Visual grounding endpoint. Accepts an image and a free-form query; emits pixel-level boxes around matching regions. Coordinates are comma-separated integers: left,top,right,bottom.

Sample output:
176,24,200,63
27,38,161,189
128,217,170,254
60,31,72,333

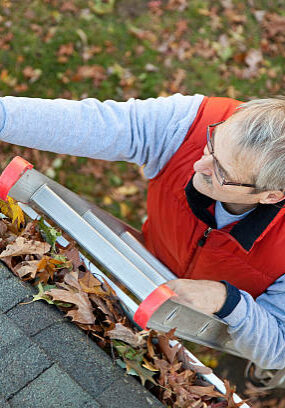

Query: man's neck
222,202,257,215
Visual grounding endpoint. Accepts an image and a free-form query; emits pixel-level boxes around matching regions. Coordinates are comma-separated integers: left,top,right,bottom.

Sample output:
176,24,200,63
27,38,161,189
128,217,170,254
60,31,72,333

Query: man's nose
193,154,213,176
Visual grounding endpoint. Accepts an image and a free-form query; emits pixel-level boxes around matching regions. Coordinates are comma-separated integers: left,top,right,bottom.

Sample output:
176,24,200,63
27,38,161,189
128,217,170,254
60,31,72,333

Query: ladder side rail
27,184,159,301
11,169,175,281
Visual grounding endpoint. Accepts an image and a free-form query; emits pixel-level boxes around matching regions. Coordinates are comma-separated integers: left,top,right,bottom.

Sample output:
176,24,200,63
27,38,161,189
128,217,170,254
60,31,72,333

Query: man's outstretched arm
0,94,203,179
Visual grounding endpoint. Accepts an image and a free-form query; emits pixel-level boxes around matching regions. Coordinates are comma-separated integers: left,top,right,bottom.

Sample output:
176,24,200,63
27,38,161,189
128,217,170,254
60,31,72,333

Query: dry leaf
0,237,50,257
79,271,103,294
46,288,95,324
188,385,223,398
108,323,146,348
0,197,25,230
158,335,180,364
14,260,40,278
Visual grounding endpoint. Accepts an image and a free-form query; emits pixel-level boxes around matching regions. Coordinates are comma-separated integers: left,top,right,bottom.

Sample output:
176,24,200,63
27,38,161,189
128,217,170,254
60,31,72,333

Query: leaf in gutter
188,385,223,398
46,287,95,324
125,358,158,386
158,332,180,364
14,260,39,278
32,282,56,304
0,197,25,230
108,323,146,348
223,380,245,407
38,217,61,252
0,236,50,257
36,256,65,284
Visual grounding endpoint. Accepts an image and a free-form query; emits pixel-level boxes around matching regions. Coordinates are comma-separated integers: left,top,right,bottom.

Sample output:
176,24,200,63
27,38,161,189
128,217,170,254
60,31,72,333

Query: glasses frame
207,121,257,188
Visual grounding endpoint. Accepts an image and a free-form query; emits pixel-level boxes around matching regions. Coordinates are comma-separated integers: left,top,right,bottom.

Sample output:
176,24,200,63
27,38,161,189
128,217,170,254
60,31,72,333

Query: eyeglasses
207,121,256,188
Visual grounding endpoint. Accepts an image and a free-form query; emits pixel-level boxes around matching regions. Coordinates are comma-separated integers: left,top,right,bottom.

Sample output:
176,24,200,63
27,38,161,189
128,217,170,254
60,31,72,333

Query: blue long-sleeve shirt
0,94,284,369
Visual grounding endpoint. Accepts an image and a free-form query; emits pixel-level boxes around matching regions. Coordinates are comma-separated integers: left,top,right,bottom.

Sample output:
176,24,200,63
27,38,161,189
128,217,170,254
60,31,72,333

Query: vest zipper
185,227,212,278
198,227,212,247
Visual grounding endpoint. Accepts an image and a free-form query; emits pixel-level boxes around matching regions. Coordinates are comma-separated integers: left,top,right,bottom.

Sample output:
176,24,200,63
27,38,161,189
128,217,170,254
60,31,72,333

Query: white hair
230,98,285,191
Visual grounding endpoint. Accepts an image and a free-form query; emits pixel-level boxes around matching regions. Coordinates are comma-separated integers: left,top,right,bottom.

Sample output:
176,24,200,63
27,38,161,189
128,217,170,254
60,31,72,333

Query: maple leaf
0,236,50,257
46,287,95,324
64,270,82,290
0,197,25,230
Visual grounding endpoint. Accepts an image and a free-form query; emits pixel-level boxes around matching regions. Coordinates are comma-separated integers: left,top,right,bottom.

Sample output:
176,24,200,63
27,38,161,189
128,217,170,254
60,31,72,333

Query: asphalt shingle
6,298,64,336
96,377,164,408
33,321,125,397
0,274,35,313
0,262,163,407
0,313,52,399
9,364,101,408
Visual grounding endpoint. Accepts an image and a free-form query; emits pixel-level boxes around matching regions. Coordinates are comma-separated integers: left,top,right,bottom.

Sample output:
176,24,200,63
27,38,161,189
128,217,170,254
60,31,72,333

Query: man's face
192,119,263,206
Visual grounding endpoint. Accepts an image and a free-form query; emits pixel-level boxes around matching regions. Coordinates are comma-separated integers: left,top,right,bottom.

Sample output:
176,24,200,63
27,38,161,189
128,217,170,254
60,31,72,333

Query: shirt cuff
214,280,241,319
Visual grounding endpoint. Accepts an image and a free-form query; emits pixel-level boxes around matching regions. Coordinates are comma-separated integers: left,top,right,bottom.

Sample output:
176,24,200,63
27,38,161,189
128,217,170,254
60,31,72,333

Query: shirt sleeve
222,275,285,369
0,94,204,179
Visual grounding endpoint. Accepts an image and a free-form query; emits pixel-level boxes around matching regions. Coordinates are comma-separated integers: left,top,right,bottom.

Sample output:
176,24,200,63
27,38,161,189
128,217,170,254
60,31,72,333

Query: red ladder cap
0,156,33,201
134,284,177,329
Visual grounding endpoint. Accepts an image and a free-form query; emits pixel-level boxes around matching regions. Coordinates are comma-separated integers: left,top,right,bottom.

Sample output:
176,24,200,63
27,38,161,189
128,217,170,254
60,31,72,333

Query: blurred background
0,0,284,405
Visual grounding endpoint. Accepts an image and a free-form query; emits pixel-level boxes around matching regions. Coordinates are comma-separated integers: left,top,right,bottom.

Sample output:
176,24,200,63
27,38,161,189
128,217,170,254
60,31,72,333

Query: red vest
142,97,285,298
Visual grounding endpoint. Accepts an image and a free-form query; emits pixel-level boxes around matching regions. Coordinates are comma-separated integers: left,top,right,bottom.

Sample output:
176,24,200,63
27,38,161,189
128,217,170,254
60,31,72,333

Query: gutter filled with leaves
0,196,247,408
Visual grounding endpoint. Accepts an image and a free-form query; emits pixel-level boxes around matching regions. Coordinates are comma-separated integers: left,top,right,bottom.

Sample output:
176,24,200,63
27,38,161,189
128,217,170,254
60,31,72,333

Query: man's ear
259,190,285,205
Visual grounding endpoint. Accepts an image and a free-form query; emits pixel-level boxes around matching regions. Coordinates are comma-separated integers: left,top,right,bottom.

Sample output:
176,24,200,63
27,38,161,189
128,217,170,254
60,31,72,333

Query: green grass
0,0,284,227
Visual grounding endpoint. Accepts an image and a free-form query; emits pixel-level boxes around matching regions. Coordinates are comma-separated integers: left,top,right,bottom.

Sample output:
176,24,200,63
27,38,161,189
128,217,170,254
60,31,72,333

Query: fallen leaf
108,323,146,347
0,197,25,230
22,66,42,83
57,43,74,56
0,237,50,257
188,385,223,398
14,260,39,278
33,282,56,304
46,287,95,324
125,358,158,386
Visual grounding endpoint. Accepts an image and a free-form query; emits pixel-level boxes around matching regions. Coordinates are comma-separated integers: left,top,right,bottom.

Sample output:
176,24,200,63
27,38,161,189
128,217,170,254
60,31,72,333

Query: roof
0,262,163,408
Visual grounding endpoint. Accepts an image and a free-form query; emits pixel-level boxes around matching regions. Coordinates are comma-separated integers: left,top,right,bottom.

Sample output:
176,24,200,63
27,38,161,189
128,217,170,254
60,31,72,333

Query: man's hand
166,279,227,315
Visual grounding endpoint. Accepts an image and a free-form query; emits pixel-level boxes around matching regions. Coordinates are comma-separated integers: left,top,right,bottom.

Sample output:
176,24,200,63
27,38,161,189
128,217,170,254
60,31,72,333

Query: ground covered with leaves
0,0,284,406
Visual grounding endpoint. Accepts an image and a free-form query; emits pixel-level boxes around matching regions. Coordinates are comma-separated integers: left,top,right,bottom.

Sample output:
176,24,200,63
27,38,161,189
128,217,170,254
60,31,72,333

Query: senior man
0,93,284,371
